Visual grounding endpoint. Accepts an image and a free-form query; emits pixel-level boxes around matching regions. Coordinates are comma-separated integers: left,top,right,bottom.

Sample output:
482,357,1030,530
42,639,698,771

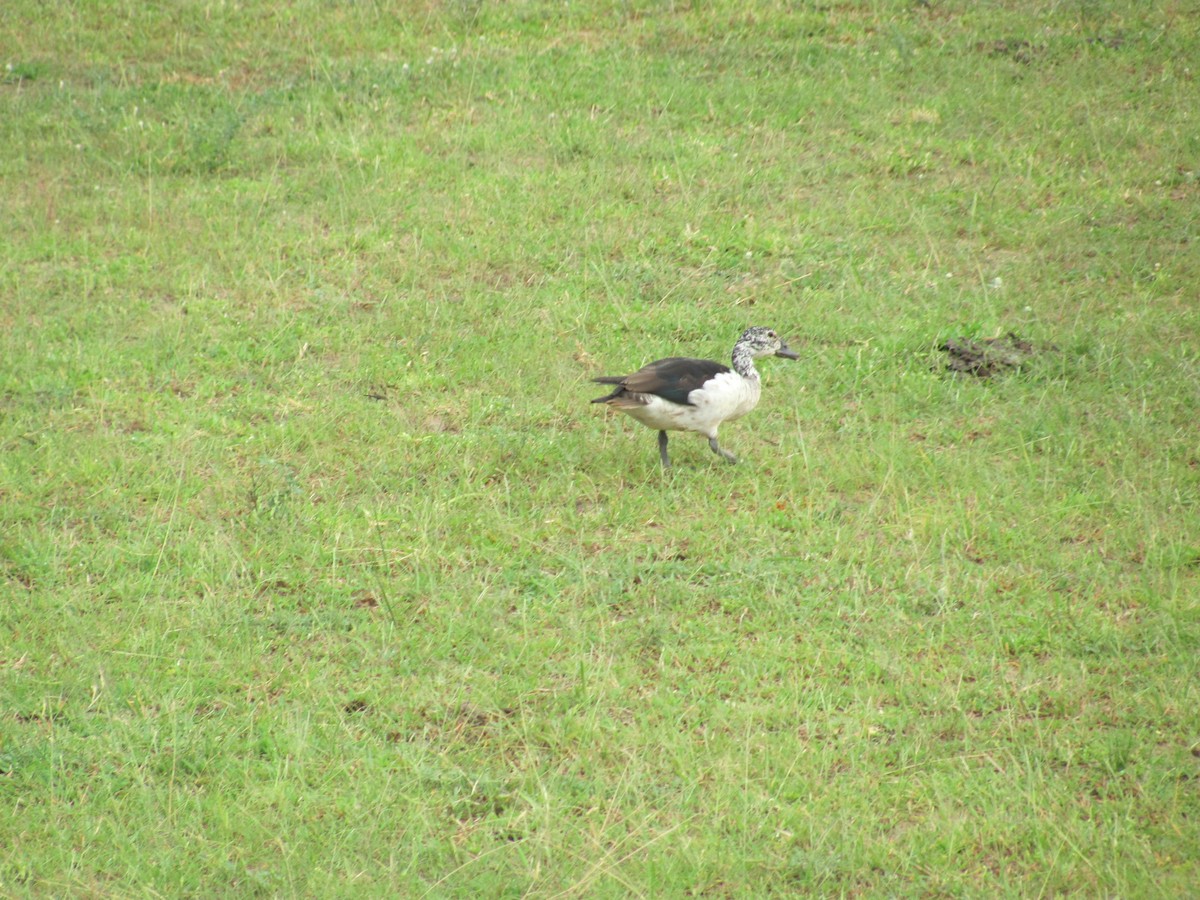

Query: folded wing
592,357,730,407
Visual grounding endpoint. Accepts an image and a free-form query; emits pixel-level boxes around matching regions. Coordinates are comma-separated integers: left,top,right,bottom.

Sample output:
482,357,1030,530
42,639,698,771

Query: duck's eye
767,330,776,338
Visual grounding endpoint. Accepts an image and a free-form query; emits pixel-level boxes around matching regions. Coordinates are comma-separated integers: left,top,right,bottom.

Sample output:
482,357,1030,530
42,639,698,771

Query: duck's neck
731,344,760,380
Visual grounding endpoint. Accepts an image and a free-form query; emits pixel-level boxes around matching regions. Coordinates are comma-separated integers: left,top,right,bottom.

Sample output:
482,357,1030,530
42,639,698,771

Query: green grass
3,0,1199,895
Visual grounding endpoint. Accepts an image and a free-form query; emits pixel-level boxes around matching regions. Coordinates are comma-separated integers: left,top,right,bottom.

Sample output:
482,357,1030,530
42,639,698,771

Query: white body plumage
616,370,762,440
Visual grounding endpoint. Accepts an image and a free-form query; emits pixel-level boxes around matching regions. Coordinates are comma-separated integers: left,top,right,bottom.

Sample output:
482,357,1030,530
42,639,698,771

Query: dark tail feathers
590,376,626,404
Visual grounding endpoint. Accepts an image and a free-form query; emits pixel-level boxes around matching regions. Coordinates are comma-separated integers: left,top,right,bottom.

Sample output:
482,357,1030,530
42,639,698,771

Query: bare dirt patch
939,333,1056,377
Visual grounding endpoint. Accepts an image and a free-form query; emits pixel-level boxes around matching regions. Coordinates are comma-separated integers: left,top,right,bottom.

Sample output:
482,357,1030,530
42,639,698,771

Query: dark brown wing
592,357,729,407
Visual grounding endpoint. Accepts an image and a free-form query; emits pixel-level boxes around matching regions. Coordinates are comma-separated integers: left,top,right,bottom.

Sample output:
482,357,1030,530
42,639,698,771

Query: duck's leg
658,430,671,468
708,436,737,464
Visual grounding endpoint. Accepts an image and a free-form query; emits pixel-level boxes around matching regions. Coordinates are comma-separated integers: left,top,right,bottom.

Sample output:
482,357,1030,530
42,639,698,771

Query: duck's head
739,326,799,360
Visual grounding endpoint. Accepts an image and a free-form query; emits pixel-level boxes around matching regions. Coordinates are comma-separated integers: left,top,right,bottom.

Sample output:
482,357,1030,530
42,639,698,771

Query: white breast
695,371,761,422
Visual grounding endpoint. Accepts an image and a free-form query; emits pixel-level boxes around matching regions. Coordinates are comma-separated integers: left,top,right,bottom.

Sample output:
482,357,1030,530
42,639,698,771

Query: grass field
3,0,1199,895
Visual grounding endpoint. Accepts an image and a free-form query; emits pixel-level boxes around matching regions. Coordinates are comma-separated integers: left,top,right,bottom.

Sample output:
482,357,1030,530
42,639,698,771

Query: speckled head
738,326,798,360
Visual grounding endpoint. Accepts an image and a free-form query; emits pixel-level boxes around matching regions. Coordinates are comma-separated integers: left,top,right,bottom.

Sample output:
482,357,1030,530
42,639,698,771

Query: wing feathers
592,357,729,407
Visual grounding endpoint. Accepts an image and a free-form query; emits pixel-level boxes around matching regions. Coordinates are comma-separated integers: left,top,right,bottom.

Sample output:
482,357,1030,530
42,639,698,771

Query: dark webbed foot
708,436,737,464
658,430,671,468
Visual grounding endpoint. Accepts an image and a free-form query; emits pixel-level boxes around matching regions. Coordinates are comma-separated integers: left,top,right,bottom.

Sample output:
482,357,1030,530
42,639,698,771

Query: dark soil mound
939,333,1054,377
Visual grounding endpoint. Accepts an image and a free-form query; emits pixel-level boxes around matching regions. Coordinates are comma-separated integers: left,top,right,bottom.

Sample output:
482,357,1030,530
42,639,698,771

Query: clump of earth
939,333,1054,377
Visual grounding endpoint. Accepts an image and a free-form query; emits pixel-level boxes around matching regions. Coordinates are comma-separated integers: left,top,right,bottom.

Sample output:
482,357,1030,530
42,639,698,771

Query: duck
590,326,798,468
